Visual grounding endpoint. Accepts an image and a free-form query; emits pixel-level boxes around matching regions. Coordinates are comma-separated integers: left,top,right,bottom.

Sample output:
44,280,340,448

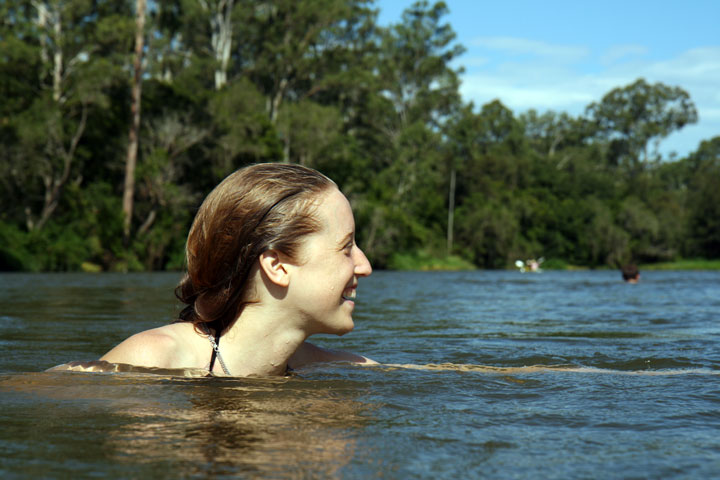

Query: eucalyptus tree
123,0,147,242
139,0,239,94
143,0,188,84
519,109,591,160
0,0,134,233
199,0,235,90
131,111,209,269
232,0,377,169
580,79,699,264
207,77,281,176
443,103,477,255
586,78,698,169
450,100,537,268
236,0,372,120
360,0,464,264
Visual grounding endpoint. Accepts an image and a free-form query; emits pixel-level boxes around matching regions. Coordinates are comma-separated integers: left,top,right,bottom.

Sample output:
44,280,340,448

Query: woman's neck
216,305,308,376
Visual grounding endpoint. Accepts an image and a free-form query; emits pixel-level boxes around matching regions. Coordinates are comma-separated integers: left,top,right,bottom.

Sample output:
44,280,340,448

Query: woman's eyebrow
338,231,354,246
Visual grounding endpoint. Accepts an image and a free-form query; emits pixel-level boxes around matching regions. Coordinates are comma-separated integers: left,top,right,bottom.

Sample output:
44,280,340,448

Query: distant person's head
175,163,371,334
621,264,640,283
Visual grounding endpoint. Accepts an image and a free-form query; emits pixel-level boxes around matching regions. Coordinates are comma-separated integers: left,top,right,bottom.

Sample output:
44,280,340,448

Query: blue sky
376,0,720,158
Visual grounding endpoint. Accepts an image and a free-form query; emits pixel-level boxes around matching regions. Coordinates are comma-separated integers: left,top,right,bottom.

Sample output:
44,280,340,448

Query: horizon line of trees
1,0,719,272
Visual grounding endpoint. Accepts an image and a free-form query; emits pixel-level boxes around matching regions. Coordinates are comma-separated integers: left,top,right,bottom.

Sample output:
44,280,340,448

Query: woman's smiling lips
342,285,357,302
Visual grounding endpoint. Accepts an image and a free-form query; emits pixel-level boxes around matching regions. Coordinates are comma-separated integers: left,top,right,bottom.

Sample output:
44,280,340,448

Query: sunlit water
1,270,719,478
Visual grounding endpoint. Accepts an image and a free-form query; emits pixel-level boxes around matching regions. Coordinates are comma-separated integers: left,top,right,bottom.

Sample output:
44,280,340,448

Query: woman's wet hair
175,163,336,334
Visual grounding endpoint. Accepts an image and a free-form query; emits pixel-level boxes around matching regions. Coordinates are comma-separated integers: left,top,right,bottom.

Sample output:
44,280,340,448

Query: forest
1,0,719,272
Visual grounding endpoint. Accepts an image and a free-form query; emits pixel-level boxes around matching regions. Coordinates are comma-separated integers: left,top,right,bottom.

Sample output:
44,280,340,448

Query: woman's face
287,188,372,335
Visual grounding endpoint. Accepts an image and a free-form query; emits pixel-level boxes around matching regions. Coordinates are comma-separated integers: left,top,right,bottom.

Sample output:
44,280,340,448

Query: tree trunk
123,0,146,243
446,166,456,255
28,1,85,232
268,28,292,124
270,76,288,125
34,2,49,71
52,5,62,102
35,105,88,231
216,0,234,90
199,0,234,90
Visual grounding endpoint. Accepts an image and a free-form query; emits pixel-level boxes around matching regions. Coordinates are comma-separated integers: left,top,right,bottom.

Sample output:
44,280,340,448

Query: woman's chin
330,318,355,336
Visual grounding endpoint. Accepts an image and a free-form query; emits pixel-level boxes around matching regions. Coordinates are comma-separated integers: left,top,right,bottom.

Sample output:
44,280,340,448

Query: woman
101,163,375,376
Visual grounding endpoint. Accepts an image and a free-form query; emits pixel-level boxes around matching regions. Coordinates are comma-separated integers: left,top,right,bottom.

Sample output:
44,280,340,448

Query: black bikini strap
208,330,221,372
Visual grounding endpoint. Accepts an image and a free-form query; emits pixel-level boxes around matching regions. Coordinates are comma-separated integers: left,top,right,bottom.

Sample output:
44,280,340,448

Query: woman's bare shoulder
289,341,378,368
100,323,197,369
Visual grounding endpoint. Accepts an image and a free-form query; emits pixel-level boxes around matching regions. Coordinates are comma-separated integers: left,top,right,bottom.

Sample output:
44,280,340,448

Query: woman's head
176,163,336,332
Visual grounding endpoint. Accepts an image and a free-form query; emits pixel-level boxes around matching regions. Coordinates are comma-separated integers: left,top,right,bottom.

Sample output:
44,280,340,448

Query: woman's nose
353,246,372,277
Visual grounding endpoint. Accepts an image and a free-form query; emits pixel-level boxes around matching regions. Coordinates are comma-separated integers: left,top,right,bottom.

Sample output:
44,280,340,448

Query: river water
1,270,719,478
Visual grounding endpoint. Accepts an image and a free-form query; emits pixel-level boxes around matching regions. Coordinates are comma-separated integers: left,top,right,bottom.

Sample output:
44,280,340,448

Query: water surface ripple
1,270,719,478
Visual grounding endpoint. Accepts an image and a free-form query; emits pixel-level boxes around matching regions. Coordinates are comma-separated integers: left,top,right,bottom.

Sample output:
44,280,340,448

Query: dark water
1,270,719,479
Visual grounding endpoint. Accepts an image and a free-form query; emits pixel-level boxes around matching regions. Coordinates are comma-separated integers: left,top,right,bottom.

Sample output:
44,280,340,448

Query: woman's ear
258,250,290,287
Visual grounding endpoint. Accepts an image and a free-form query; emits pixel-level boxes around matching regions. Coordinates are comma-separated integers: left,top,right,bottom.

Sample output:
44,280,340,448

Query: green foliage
0,222,37,271
685,137,720,258
0,1,717,272
0,219,98,272
640,259,720,270
387,250,475,271
540,258,570,270
208,79,281,164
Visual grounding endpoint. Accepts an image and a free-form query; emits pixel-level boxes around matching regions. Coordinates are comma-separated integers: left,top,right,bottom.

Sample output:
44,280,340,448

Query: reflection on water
106,380,363,478
1,370,371,478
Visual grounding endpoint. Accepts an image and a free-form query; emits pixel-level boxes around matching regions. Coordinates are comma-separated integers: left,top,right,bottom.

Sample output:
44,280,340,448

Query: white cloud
459,56,490,68
699,108,720,121
469,36,589,63
642,47,720,83
460,73,597,112
455,41,720,156
600,44,648,65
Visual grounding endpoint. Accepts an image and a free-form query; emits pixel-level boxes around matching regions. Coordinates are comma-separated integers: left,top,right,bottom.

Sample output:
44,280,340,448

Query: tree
199,0,235,90
375,0,463,133
586,78,698,167
241,0,374,123
455,192,521,268
462,100,528,195
0,0,132,232
357,1,463,264
277,100,343,167
122,0,146,242
143,0,188,83
686,137,720,258
132,111,208,269
519,109,589,159
444,103,480,255
207,77,282,175
2,1,718,272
